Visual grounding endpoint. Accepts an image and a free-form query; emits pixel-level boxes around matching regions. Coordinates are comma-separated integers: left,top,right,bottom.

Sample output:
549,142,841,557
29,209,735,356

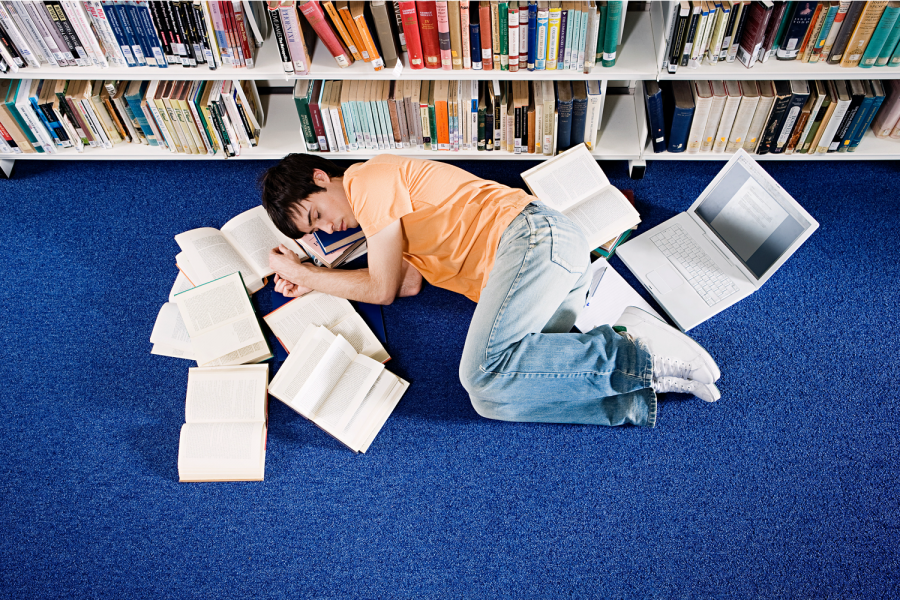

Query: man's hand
273,274,312,298
269,244,306,282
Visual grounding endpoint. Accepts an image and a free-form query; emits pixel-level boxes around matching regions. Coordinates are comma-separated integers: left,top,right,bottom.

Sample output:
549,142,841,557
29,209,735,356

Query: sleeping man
261,153,721,428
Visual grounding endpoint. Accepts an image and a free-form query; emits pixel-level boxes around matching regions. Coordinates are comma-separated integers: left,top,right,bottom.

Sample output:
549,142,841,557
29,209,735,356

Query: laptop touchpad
646,266,684,294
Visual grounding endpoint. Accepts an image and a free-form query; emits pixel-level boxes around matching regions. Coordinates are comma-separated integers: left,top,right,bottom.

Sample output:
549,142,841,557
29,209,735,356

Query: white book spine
23,1,66,65
727,96,760,153
714,95,742,152
687,88,713,154
583,86,603,150
329,104,348,152
0,3,39,68
62,0,107,67
5,1,53,66
817,100,851,154
84,1,127,66
700,93,725,152
743,94,776,152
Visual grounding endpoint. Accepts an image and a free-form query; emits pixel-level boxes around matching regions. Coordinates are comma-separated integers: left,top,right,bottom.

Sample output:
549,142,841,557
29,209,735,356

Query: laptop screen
694,161,814,280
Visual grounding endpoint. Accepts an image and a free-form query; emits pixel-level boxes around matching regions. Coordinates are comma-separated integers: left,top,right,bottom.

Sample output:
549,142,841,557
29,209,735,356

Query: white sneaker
653,377,721,403
614,306,721,384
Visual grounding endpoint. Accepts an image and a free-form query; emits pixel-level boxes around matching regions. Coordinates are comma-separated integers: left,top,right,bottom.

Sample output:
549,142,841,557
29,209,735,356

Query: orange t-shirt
343,155,533,302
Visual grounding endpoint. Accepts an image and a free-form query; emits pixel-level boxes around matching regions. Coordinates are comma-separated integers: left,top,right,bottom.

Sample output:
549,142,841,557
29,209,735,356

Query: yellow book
840,1,889,67
349,1,384,70
324,0,364,61
547,0,562,69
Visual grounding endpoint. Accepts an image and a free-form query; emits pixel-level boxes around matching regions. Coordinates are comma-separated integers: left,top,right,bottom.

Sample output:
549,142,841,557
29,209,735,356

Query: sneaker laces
652,354,694,381
651,377,698,395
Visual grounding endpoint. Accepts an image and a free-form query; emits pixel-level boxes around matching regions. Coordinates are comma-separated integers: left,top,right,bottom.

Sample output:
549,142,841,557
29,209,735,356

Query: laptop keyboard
650,225,739,306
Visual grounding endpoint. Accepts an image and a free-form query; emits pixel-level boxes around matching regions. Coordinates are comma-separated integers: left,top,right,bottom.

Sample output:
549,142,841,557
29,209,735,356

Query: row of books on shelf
0,1,267,73
0,78,262,155
300,0,630,73
293,77,603,155
663,0,900,72
645,78,900,156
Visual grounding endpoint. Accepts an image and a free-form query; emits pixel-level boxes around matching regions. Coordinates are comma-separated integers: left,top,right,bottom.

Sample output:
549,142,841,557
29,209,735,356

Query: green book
771,1,797,58
861,2,900,68
499,1,509,69
891,29,900,65
596,2,607,62
875,16,900,65
602,0,622,67
292,80,319,151
798,88,831,154
428,79,437,151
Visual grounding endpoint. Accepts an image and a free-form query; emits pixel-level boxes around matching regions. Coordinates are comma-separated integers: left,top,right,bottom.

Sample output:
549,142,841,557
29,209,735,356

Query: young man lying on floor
260,154,721,428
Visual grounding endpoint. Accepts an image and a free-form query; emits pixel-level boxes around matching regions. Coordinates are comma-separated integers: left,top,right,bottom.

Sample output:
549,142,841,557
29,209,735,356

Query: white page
329,313,389,363
575,258,663,333
151,343,195,360
563,187,641,249
175,273,268,366
174,227,264,294
342,371,409,453
185,365,268,423
178,421,265,481
292,334,356,415
520,144,610,212
221,205,304,278
312,354,383,436
176,252,198,286
263,292,356,352
150,302,193,353
168,271,194,302
268,325,341,415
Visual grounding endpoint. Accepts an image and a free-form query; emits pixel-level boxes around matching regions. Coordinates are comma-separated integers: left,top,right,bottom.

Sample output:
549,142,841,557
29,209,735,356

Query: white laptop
616,149,819,331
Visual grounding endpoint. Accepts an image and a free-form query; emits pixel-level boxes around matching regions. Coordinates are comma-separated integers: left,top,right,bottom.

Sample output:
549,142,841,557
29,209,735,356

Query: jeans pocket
544,214,587,275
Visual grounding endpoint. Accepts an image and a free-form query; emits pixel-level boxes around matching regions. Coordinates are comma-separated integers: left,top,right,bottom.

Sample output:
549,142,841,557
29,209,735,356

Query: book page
175,273,269,366
176,252,198,286
151,344,195,360
150,302,193,354
174,227,264,294
178,421,265,481
168,271,194,302
330,312,390,363
312,354,384,436
185,365,268,424
221,205,304,278
520,144,610,212
291,333,357,415
263,292,356,352
342,371,409,453
565,186,642,249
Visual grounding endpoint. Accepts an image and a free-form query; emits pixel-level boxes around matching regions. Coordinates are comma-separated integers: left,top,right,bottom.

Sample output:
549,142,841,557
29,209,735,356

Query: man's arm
269,220,412,305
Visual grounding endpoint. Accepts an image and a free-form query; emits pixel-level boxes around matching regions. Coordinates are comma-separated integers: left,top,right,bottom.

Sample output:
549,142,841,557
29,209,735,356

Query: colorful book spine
508,2,519,71
546,1,560,69
535,1,548,69
603,0,623,67
527,0,536,70
398,1,425,68
436,0,453,69
874,15,900,65
479,1,493,69
418,0,442,68
297,0,353,68
860,2,900,67
460,0,471,67
499,1,509,69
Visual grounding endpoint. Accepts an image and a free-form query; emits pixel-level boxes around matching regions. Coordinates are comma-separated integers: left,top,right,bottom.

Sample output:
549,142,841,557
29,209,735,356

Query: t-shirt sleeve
345,162,414,238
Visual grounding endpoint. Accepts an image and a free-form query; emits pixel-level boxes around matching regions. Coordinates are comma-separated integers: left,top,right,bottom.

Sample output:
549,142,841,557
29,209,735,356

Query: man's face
291,170,359,236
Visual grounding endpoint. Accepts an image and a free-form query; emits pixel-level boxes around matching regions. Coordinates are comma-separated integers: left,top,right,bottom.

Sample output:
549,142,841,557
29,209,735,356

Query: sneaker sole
620,307,722,382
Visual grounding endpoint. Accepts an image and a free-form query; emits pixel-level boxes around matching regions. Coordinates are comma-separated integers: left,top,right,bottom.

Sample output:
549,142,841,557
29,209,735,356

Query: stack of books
0,1,267,73
662,0,900,72
645,78,900,155
0,78,263,156
298,226,368,268
297,0,631,73
293,77,604,155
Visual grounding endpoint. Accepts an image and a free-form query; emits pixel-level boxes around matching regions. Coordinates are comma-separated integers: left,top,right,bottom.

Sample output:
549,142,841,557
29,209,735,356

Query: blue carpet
0,157,897,599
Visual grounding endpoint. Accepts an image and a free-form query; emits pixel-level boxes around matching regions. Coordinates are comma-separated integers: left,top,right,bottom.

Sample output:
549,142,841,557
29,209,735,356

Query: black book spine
43,1,81,64
718,2,740,59
183,1,206,64
827,0,865,64
49,1,88,63
149,1,175,63
191,2,215,70
668,12,688,71
830,93,864,152
171,1,194,66
729,1,753,60
38,101,70,144
757,86,792,155
175,1,200,66
267,5,292,71
161,0,183,64
772,90,810,154
681,7,700,67
0,23,25,67
392,0,406,51
166,1,187,65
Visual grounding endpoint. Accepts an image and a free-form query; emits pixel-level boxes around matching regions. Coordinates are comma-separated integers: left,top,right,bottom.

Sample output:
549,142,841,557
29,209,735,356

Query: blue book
643,80,667,153
776,1,818,60
108,1,146,66
100,1,137,66
861,3,900,67
470,20,483,69
663,81,694,153
535,2,548,69
133,0,167,68
314,227,366,254
849,80,886,151
838,80,874,152
124,1,156,66
123,81,159,146
555,80,573,152
571,81,588,148
875,18,900,66
527,1,537,70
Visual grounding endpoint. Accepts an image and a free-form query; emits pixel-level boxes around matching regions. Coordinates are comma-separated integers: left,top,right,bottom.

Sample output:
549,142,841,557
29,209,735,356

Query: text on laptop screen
694,162,812,280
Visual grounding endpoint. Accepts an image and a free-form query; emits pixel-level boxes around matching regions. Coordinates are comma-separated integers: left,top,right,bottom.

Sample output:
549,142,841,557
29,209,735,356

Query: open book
174,272,272,367
150,301,195,360
520,143,641,250
268,325,408,453
178,364,268,482
175,205,305,294
264,291,389,363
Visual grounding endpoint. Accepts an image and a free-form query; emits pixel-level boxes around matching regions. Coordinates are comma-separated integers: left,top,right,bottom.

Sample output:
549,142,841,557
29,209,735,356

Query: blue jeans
459,202,657,427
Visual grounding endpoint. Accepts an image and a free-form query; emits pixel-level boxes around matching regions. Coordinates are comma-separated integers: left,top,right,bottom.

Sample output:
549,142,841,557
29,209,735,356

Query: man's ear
312,168,330,187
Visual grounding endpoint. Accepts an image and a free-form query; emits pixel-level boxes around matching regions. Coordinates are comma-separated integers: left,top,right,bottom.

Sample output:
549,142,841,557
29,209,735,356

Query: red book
398,1,425,69
308,80,329,151
416,0,442,69
478,1,493,70
297,0,353,67
232,1,255,68
219,1,242,66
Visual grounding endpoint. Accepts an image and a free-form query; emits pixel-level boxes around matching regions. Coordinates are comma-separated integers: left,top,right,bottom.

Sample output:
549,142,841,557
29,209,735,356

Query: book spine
827,0,866,64
324,1,359,60
849,94,885,150
448,0,462,68
603,0,622,67
499,0,509,69
773,91,810,153
392,0,406,50
469,3,482,68
460,0,471,67
298,0,352,68
398,1,424,67
267,2,293,73
280,3,310,73
231,0,254,68
546,1,560,69
527,1,536,70
491,0,500,67
478,1,493,69
507,2,519,71
308,83,328,151
560,5,570,69
436,0,452,68
351,7,384,70
875,14,900,65
860,4,900,67
418,0,442,68
535,1,547,69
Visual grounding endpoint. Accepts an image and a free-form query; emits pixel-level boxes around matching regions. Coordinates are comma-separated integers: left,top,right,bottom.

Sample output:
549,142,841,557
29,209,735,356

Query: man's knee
459,364,501,419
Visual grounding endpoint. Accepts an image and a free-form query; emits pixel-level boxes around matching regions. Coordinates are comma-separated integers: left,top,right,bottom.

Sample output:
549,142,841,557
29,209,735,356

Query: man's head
259,154,359,239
